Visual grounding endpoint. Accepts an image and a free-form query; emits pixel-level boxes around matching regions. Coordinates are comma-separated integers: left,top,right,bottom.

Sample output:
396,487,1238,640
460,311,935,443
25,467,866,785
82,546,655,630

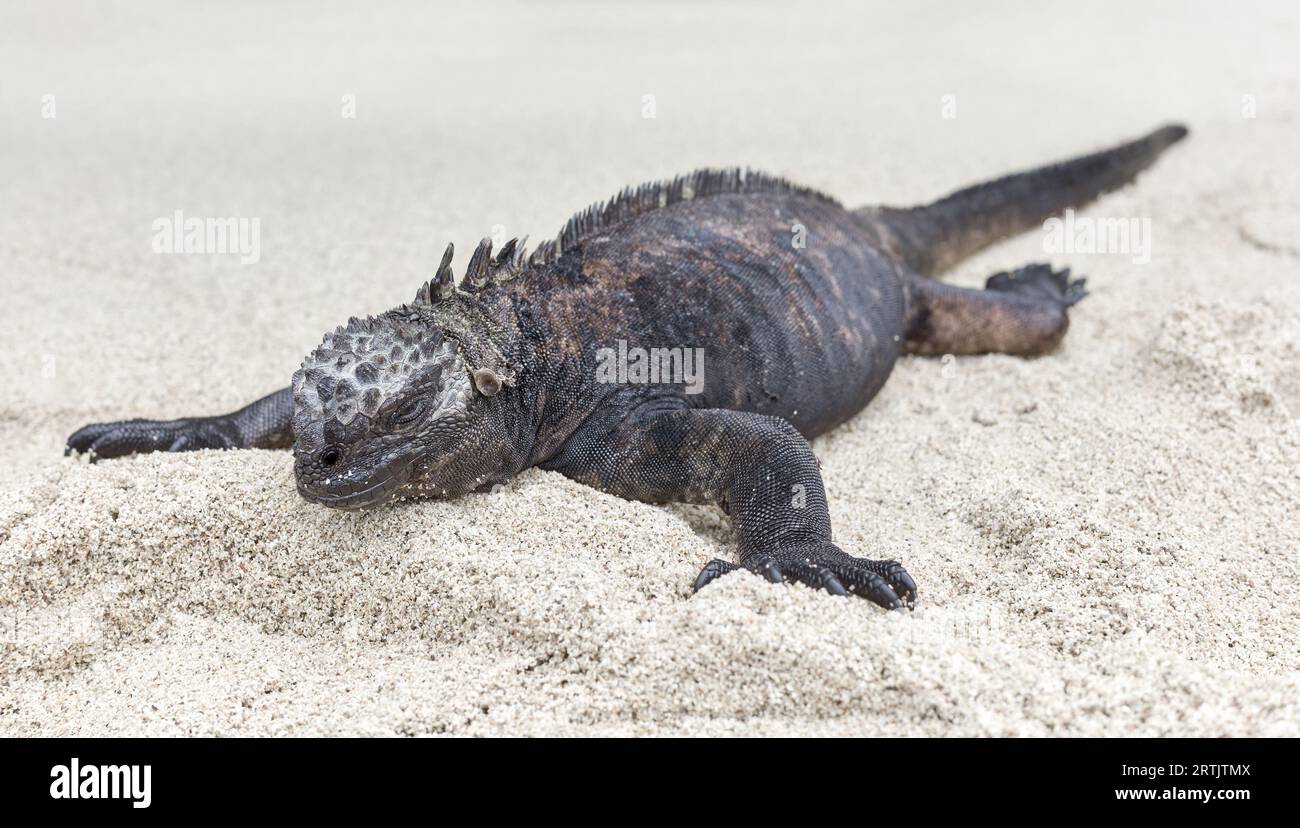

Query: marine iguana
66,124,1188,609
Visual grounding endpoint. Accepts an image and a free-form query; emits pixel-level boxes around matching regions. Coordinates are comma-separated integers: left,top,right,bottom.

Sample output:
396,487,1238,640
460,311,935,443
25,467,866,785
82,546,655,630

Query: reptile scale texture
67,124,1189,608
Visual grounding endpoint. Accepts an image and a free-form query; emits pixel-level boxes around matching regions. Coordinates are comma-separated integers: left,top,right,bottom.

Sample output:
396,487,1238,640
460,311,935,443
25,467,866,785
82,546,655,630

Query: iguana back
487,181,907,438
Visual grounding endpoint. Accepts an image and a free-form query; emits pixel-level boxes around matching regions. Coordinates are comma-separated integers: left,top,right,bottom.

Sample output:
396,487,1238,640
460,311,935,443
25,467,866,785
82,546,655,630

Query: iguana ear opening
472,368,504,397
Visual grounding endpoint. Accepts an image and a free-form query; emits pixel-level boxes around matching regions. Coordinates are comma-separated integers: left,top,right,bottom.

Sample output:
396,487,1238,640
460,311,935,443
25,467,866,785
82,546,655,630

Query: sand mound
1150,299,1299,420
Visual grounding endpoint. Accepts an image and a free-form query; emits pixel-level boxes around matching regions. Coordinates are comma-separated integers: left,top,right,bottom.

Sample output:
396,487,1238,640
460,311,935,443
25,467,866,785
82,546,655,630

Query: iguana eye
383,398,428,431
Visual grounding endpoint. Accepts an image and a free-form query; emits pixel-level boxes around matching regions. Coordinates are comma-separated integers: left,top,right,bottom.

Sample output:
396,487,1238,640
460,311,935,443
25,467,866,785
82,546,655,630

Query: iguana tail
858,124,1188,276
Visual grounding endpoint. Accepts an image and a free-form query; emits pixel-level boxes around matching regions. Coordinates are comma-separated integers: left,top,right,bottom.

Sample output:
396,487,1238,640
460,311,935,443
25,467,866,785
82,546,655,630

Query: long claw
744,555,784,583
862,578,903,610
782,560,848,597
887,564,917,609
860,559,917,609
66,422,114,455
693,558,739,592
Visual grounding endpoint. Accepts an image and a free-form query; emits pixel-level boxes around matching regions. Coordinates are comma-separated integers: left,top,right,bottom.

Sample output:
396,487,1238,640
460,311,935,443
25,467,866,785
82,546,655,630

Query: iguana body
68,125,1188,608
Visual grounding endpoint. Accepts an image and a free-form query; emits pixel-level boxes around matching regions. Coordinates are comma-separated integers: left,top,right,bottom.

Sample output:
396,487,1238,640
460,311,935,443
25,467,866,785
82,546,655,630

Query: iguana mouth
296,451,438,510
298,475,394,510
312,480,394,509
297,463,411,509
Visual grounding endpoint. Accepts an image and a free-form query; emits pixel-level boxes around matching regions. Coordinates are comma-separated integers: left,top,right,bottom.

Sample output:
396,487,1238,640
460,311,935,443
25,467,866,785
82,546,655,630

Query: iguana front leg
66,387,293,461
545,407,916,609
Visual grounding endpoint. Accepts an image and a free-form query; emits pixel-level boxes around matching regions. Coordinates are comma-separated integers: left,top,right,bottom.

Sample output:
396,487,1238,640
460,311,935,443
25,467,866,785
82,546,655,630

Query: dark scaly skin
68,389,294,458
516,191,914,606
67,125,1188,609
858,124,1189,277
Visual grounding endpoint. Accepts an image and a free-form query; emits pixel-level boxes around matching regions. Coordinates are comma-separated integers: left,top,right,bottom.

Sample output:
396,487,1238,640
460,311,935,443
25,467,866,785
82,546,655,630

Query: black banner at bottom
0,737,1282,815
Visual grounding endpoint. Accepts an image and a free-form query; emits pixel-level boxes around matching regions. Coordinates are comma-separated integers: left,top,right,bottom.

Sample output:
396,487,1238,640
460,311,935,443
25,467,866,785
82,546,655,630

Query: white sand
1,0,1297,736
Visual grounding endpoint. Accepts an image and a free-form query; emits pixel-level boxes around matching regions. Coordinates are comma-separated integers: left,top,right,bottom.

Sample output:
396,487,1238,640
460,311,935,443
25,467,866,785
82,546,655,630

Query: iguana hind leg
544,405,916,609
903,263,1087,357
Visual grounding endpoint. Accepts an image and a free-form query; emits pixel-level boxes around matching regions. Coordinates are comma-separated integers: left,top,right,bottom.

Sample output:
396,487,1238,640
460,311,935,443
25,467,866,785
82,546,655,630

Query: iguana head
290,241,522,510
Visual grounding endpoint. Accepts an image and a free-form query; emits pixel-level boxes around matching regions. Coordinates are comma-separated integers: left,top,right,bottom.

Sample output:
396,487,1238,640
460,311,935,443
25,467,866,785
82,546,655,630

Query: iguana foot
66,417,240,461
694,543,916,610
985,263,1087,307
905,262,1087,357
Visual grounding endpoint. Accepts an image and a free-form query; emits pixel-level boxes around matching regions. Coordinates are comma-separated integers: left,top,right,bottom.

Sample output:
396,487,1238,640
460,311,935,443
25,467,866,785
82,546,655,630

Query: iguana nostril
320,447,341,467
